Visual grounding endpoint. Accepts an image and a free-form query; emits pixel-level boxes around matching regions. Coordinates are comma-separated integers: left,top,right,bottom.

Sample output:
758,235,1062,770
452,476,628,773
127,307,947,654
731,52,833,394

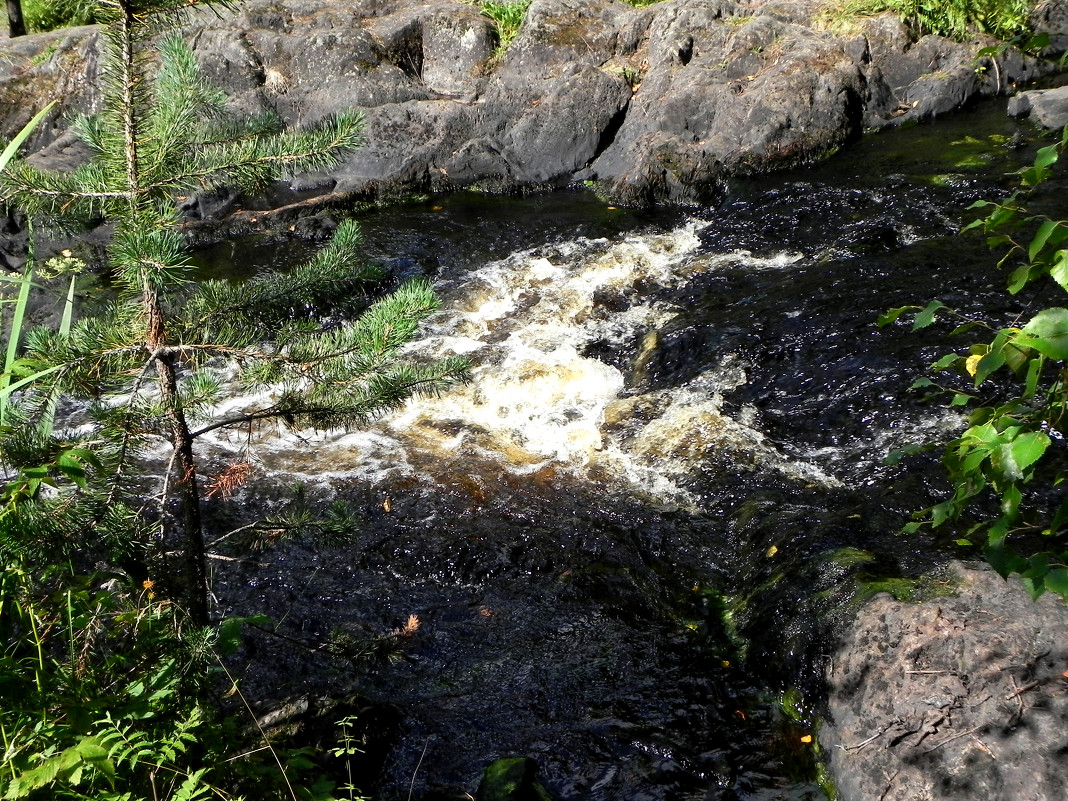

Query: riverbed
203,100,1064,800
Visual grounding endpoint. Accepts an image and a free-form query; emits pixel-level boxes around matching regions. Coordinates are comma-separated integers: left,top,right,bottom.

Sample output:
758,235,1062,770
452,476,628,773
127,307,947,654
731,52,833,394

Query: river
202,100,1063,800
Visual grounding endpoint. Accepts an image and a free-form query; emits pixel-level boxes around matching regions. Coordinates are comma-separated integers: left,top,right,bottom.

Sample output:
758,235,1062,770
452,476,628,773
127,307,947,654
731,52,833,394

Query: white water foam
197,222,839,504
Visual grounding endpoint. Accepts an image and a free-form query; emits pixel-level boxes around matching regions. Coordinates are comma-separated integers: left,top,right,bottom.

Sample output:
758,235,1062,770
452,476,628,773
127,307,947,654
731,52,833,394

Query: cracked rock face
0,0,1064,206
821,562,1068,801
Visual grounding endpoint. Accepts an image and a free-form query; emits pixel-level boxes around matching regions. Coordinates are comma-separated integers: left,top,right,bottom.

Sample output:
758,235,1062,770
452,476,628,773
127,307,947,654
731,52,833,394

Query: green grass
815,0,1034,41
24,0,99,33
476,0,532,56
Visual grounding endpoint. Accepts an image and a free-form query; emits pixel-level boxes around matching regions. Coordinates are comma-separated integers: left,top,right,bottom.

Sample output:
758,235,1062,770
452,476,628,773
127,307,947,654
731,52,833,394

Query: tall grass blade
0,102,57,426
0,102,54,173
38,274,78,436
0,265,34,426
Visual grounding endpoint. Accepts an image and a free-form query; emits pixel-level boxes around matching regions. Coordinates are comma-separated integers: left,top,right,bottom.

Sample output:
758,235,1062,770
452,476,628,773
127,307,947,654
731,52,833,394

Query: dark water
205,101,1065,800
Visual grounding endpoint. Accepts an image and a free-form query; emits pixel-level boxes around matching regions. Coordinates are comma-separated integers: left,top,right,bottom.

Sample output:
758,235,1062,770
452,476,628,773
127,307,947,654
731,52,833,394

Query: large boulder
587,5,874,203
821,561,1068,801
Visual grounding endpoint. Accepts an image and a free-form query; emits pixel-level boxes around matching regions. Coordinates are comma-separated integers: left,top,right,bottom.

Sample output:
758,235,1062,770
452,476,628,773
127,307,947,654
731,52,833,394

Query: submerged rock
476,757,556,801
821,561,1068,801
2,0,1065,208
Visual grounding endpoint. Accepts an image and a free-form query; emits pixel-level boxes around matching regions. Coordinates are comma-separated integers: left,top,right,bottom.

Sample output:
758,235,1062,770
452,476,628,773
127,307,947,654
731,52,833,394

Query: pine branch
152,110,364,194
0,159,133,221
141,34,228,186
182,218,380,339
285,278,441,369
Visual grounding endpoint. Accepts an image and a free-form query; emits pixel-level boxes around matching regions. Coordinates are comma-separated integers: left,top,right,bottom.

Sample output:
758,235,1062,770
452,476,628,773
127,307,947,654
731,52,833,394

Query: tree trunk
7,0,25,37
157,354,209,626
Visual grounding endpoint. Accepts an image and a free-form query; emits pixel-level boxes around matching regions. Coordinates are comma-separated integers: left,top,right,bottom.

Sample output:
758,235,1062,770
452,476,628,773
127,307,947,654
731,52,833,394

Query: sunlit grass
476,0,532,56
24,0,99,32
813,0,1033,40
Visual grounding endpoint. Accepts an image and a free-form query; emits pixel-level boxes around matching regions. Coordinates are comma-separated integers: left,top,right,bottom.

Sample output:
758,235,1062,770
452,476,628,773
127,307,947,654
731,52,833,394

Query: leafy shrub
882,128,1068,601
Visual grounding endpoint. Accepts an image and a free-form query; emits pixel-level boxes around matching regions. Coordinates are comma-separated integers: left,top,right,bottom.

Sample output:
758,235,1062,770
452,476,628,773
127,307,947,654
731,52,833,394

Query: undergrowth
816,0,1033,41
475,0,532,58
23,0,100,32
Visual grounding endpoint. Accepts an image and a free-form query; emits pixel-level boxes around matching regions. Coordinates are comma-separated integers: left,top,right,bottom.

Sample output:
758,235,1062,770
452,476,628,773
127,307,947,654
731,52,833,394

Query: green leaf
1034,143,1060,171
1021,575,1045,600
986,519,1010,550
877,305,919,326
884,442,930,465
1024,355,1043,398
1046,498,1068,535
1045,567,1068,601
974,333,1007,385
950,321,982,336
1002,341,1030,373
908,377,935,390
930,500,955,527
1050,250,1068,292
1021,165,1049,187
1020,307,1068,359
171,768,210,801
1028,219,1065,261
216,613,272,655
1010,430,1050,473
1006,261,1035,294
999,481,1022,517
0,101,56,173
912,300,945,330
1024,32,1051,52
931,353,959,371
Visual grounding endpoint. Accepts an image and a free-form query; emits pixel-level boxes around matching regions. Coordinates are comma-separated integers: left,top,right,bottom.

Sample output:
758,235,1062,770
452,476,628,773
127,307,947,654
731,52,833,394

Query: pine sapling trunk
146,286,208,625
155,350,209,626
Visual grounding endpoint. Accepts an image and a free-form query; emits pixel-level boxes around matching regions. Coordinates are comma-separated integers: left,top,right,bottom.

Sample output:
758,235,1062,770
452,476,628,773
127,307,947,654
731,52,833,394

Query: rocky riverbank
2,0,1066,211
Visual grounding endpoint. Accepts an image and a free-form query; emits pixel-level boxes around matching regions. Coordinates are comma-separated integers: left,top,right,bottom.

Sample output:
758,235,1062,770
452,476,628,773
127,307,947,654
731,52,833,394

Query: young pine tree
0,0,469,624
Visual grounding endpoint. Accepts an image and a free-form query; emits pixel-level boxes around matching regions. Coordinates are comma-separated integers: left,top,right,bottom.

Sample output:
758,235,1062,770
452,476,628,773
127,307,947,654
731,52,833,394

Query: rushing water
203,101,1066,800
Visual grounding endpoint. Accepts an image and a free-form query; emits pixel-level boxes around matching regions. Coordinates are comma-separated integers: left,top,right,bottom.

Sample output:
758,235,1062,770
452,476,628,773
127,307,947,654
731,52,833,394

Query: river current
202,101,1065,800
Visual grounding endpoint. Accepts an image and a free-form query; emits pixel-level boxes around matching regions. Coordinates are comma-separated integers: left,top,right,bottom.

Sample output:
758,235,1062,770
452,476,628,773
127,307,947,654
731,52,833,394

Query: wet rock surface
821,561,1068,801
1008,83,1068,128
2,0,1065,207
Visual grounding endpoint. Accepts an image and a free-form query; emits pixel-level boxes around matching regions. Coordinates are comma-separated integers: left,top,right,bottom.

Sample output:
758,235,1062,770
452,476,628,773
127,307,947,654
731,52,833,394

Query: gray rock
1007,85,1068,129
821,561,1068,801
1033,0,1068,54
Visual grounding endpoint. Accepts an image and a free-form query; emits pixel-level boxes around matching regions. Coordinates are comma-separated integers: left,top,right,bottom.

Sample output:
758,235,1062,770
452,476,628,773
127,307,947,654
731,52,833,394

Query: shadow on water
204,101,1067,800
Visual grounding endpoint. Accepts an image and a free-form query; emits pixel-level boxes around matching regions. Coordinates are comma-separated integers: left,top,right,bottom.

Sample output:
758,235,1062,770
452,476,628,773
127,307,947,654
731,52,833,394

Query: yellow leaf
800,735,813,743
766,544,778,558
966,353,982,376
